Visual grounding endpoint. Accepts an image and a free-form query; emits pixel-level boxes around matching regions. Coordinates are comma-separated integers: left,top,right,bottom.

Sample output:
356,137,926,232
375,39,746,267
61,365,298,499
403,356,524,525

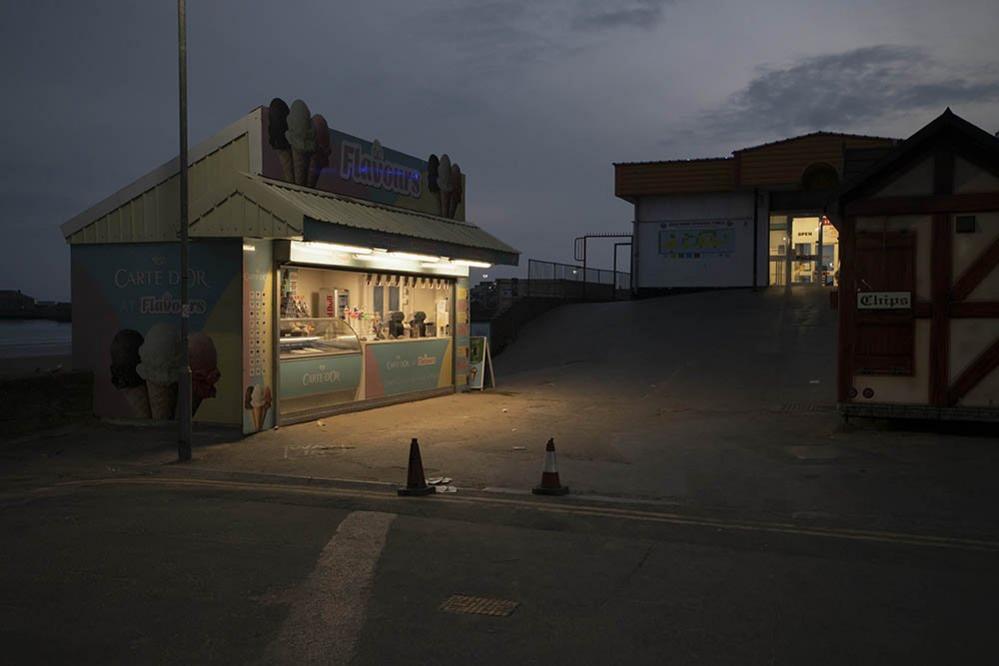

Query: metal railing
526,259,630,299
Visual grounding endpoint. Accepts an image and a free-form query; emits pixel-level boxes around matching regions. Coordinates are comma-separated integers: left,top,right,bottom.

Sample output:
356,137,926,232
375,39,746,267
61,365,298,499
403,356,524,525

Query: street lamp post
177,0,192,461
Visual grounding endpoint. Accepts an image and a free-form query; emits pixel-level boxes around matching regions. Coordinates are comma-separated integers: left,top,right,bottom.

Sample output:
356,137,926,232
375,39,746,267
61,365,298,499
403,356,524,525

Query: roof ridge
733,131,900,153
614,157,732,166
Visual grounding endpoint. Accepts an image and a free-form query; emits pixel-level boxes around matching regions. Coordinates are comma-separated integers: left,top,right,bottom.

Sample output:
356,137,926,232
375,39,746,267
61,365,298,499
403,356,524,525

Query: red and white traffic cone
398,438,434,496
532,438,569,495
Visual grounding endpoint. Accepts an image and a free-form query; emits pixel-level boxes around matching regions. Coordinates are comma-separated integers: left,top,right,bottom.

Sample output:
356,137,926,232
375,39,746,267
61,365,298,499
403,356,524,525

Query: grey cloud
572,1,674,31
702,45,999,139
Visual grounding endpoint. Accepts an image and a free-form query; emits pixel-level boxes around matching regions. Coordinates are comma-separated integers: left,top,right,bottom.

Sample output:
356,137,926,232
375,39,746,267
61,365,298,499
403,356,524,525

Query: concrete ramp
494,287,836,411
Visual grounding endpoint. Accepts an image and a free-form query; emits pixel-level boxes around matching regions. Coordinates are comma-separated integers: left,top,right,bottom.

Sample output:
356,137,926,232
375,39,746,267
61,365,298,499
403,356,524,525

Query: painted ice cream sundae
268,98,294,182
308,114,331,188
110,329,151,418
437,153,453,218
285,99,316,186
188,332,221,416
136,322,183,420
245,384,272,431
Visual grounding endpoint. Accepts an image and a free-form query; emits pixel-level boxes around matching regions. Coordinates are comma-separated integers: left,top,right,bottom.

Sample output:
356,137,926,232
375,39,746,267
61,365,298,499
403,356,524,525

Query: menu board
467,336,494,390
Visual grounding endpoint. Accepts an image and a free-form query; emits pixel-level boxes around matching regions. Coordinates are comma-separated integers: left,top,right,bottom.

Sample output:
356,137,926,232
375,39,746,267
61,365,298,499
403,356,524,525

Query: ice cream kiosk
62,98,519,434
836,109,999,421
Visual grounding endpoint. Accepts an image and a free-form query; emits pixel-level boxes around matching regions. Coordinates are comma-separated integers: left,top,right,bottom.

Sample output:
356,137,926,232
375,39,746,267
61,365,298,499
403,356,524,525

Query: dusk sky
2,0,998,300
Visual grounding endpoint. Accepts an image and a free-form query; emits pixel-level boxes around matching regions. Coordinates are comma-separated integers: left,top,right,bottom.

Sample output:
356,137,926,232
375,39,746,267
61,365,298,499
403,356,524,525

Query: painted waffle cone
276,149,294,182
191,396,204,417
307,153,321,188
292,150,311,186
147,382,178,420
252,405,268,431
120,385,151,419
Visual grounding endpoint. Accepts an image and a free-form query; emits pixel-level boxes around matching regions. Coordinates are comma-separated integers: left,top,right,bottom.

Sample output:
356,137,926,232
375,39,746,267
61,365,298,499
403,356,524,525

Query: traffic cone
532,438,569,495
398,438,434,496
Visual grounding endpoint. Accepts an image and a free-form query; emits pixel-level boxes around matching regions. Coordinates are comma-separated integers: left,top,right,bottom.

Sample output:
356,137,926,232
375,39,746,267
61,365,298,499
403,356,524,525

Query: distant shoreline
0,312,71,323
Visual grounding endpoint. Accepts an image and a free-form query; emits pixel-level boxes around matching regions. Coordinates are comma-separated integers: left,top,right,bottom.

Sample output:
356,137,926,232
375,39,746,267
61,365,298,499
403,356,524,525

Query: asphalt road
4,287,999,663
3,473,997,665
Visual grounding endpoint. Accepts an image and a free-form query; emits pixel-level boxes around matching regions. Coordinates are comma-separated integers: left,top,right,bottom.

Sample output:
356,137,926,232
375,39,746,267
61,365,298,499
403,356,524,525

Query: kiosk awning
193,173,519,266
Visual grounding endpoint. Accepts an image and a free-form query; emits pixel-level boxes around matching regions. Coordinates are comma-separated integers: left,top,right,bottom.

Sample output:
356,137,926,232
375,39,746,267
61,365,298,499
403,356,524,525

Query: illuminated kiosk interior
274,241,488,421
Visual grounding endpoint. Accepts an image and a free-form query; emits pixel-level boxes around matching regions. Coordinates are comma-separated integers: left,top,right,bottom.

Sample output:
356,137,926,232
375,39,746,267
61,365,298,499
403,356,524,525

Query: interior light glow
241,244,257,252
307,242,373,255
389,252,442,263
452,259,491,268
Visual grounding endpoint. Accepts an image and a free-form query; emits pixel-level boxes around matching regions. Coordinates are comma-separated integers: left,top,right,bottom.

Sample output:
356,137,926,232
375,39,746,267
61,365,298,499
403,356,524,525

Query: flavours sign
340,140,421,198
857,291,912,310
260,101,465,220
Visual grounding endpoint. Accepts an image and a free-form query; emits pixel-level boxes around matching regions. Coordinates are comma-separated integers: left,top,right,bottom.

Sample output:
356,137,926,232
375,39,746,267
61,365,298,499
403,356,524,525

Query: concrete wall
634,191,764,289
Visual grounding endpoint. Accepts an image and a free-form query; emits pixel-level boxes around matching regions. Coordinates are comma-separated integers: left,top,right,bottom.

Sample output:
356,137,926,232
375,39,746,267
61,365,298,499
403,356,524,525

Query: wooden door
853,230,916,375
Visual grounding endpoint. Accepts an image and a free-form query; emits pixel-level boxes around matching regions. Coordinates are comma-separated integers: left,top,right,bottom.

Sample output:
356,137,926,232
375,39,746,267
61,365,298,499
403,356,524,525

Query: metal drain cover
440,595,519,617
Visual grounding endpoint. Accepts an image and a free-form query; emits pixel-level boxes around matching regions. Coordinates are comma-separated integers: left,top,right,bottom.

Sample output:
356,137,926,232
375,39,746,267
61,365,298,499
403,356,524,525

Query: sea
0,319,72,358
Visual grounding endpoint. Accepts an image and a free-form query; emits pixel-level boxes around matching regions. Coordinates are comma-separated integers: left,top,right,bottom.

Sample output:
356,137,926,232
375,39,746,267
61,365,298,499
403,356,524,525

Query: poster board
467,336,495,390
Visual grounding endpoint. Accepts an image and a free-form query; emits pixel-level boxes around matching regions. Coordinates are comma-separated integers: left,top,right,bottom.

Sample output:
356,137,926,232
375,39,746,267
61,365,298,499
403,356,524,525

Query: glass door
790,217,821,284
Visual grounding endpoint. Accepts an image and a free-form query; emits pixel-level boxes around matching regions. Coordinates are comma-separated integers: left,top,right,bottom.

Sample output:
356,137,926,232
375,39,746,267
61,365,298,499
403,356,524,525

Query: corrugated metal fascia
239,175,518,255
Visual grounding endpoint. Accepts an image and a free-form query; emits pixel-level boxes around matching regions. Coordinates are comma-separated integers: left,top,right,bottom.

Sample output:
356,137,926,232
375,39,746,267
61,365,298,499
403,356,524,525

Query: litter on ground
427,477,452,485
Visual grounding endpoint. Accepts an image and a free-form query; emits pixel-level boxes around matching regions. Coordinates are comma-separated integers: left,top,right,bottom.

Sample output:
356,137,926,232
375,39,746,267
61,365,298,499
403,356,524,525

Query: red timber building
836,109,999,421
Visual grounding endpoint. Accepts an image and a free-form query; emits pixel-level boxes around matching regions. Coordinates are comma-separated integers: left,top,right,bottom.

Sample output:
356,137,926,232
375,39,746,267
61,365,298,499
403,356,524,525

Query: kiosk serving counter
276,261,457,421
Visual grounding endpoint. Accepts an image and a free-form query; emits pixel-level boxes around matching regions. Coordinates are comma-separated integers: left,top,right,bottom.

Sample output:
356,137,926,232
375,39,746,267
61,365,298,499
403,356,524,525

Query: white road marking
266,510,396,665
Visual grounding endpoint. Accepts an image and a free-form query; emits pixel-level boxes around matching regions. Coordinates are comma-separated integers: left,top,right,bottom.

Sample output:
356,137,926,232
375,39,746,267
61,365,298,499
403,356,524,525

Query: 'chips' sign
857,291,911,310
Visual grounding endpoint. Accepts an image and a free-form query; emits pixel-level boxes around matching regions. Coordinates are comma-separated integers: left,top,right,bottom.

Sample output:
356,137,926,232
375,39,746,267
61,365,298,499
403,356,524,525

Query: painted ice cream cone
263,386,272,427
250,384,270,431
268,98,294,182
308,114,331,188
285,99,316,186
147,381,178,421
189,332,221,417
121,385,151,419
276,150,294,182
110,329,150,418
426,154,440,194
292,150,309,187
136,322,183,421
437,154,453,218
449,163,463,218
426,154,441,213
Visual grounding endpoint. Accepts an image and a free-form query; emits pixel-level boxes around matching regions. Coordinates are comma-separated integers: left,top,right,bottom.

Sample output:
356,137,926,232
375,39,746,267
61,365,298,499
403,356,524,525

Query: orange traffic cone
398,438,435,496
532,438,569,495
